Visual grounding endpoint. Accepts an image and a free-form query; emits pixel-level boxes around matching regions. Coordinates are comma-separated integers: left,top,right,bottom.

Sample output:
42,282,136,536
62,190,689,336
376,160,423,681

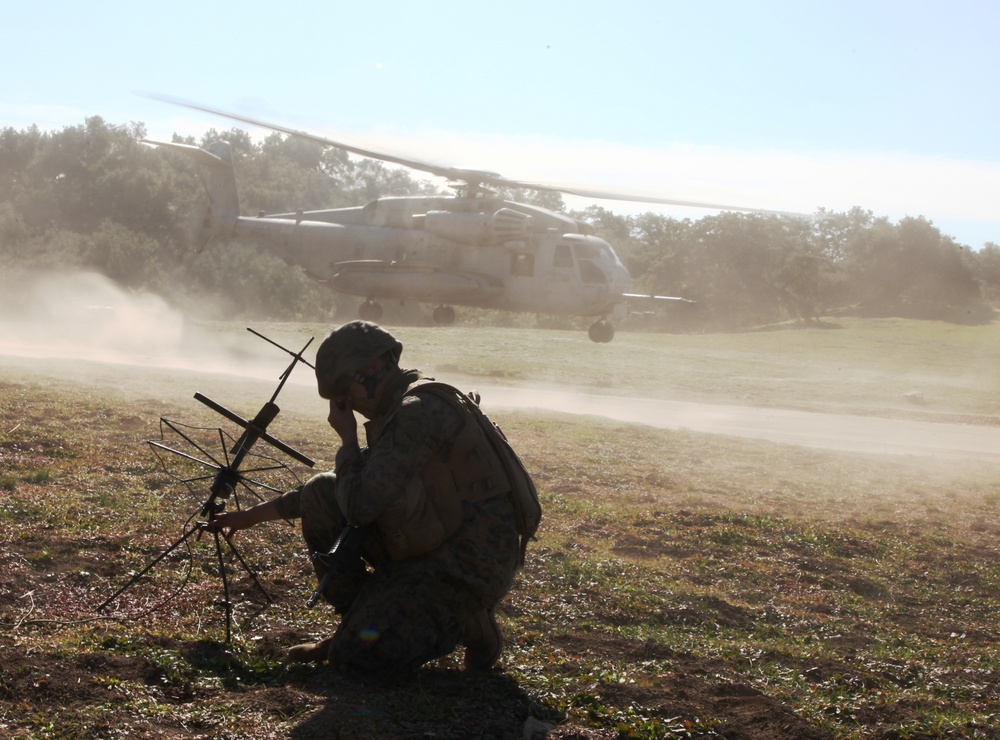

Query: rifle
306,524,370,608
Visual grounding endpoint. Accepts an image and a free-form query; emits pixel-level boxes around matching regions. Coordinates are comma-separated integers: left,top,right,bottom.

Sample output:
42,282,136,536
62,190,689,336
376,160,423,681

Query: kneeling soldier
210,321,524,672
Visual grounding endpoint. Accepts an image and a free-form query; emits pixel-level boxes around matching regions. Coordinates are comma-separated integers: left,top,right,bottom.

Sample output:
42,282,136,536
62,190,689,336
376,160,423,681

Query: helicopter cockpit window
511,252,535,277
594,239,625,267
578,259,606,286
572,242,598,260
553,243,573,268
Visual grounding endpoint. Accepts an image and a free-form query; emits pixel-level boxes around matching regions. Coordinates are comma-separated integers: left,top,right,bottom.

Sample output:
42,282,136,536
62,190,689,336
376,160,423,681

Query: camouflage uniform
272,371,520,673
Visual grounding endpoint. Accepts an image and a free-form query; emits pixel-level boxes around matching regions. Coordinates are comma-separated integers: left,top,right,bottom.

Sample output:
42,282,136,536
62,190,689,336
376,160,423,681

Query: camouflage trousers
293,472,519,673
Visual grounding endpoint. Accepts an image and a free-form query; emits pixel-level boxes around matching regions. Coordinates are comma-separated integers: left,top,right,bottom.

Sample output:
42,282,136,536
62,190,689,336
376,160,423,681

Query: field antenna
97,328,316,642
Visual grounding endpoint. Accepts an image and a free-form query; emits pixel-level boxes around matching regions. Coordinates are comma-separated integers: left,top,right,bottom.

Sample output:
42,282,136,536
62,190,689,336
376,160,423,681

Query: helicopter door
553,243,574,270
527,241,578,313
510,252,535,277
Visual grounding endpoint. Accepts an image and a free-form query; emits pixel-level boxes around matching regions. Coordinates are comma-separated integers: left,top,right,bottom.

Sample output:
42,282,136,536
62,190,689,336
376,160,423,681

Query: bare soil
0,536,833,740
3,346,1000,738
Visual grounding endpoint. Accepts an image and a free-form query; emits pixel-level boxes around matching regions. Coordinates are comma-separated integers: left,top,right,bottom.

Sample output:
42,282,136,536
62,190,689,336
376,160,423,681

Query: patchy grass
3,321,1000,738
194,317,1000,419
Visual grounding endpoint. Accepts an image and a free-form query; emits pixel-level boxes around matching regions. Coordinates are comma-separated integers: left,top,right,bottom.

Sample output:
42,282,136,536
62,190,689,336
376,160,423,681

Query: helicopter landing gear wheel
432,305,456,326
358,300,383,321
588,319,615,343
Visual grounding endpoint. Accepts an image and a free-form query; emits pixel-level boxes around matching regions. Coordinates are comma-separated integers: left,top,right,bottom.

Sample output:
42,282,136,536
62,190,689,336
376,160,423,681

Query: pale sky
3,0,999,247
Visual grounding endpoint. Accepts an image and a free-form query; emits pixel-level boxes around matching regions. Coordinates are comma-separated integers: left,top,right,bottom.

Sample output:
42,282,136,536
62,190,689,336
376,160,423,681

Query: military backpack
414,382,541,567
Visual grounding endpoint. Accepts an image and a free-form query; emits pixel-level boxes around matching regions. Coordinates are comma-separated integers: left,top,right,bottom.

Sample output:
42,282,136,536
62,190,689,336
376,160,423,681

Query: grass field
218,316,1000,420
2,318,1000,738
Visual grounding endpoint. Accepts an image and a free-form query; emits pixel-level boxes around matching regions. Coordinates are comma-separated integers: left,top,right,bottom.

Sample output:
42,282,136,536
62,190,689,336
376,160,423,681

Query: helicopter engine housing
421,208,532,246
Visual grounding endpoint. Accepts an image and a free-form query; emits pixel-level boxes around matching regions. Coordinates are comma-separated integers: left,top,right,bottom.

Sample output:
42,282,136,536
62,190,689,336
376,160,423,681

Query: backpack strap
410,382,541,568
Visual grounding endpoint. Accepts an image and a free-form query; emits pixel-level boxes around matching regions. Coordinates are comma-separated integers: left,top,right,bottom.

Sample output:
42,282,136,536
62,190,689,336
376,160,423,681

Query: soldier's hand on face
328,397,360,448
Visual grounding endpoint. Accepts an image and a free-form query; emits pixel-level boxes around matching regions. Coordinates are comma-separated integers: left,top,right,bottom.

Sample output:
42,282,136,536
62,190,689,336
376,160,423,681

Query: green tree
0,124,42,202
82,220,160,287
2,115,995,330
971,242,1000,303
841,215,986,321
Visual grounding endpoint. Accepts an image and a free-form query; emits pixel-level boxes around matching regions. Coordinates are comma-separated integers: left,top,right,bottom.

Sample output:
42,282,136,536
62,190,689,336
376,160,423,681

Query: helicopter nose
612,265,632,294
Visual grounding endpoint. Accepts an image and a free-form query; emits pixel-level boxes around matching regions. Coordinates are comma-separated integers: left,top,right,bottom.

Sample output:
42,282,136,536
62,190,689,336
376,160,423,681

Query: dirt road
3,348,999,464
477,385,1000,462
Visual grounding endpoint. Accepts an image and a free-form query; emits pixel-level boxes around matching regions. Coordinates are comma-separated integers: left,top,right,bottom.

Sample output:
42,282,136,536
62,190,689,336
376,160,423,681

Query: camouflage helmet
315,321,403,399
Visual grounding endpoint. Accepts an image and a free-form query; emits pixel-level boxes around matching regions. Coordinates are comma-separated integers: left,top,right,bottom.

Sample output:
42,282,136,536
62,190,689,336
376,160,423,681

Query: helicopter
148,99,796,342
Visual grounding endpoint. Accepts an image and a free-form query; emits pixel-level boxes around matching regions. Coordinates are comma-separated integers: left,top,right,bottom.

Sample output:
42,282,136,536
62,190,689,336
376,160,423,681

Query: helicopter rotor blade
144,93,465,181
494,179,806,217
146,94,807,216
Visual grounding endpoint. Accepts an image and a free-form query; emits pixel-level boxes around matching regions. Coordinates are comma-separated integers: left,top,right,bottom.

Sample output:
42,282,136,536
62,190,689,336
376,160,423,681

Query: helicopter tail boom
143,139,240,246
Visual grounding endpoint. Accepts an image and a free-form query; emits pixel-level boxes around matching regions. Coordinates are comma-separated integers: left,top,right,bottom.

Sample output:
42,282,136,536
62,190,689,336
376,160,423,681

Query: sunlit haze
3,0,998,247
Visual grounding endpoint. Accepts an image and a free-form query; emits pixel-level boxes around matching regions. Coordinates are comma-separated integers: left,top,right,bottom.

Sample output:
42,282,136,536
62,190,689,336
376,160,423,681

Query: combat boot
463,607,502,670
286,635,335,664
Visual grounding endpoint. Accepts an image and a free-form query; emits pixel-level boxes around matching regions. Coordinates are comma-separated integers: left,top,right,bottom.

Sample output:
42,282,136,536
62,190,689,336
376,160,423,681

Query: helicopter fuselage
236,195,633,319
152,136,681,341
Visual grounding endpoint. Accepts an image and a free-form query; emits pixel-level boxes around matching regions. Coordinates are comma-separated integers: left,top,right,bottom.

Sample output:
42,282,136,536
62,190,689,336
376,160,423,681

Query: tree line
1,116,997,331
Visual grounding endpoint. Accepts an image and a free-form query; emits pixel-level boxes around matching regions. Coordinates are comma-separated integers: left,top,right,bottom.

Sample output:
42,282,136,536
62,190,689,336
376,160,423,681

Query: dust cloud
4,270,1000,463
0,270,307,384
1,271,183,362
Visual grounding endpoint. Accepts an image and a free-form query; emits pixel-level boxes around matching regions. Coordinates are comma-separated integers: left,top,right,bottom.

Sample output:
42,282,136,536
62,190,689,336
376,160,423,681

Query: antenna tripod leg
220,532,275,605
211,526,277,643
211,528,234,644
98,519,274,643
97,523,203,614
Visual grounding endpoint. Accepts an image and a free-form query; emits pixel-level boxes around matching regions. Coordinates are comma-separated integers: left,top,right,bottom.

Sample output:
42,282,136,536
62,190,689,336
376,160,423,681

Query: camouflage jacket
332,372,520,602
